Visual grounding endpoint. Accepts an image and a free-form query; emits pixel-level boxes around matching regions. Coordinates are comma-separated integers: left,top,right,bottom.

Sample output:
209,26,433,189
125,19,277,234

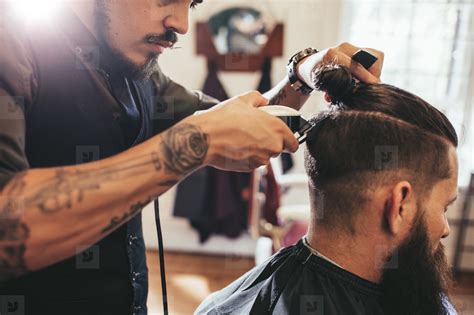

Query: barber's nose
442,215,450,239
163,6,189,34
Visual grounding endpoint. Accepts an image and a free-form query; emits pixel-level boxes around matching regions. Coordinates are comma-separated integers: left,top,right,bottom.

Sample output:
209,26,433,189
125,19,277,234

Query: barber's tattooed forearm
0,154,163,278
0,123,207,278
0,221,29,280
0,125,206,216
27,153,163,213
102,200,149,234
161,124,209,175
0,172,30,280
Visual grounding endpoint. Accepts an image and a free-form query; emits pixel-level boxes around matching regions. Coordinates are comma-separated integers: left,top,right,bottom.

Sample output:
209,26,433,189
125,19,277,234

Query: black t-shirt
196,239,385,315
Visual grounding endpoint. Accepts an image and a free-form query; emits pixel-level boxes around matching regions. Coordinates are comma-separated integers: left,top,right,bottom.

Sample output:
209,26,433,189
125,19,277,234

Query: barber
0,1,384,314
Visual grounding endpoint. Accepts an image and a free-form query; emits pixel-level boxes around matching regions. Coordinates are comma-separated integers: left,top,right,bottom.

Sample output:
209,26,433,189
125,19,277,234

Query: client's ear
384,181,414,235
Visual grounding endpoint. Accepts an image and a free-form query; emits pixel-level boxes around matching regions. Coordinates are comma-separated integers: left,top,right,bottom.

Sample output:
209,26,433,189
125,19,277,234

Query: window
342,0,473,185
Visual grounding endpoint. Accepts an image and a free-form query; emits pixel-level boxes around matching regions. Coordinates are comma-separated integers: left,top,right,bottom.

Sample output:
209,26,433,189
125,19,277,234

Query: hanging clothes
202,61,229,102
173,61,251,242
173,58,294,242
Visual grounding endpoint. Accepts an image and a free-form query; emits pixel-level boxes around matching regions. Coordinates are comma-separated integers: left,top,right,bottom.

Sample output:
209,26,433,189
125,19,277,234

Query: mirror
208,7,274,54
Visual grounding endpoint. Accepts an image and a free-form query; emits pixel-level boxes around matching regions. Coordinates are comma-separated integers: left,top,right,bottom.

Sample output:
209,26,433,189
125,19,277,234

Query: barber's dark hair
305,64,458,233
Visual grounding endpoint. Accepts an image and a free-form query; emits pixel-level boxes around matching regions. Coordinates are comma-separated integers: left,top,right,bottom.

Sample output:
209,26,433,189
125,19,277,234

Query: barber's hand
298,42,385,85
192,91,299,172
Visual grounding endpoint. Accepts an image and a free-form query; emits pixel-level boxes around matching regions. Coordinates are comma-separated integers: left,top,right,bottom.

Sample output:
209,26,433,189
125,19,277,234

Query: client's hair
305,64,458,233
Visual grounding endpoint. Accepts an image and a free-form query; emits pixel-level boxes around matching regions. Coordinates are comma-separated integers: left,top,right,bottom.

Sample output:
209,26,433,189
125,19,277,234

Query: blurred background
139,0,473,313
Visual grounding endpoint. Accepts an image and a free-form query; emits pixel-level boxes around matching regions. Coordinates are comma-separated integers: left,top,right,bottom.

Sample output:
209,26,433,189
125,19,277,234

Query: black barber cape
196,239,385,315
0,5,217,315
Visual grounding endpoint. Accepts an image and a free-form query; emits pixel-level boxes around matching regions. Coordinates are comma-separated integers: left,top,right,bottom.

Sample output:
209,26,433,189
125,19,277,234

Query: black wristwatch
287,48,319,95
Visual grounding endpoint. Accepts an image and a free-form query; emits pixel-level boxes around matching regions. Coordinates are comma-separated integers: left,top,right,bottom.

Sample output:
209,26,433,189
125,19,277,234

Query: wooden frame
196,22,285,72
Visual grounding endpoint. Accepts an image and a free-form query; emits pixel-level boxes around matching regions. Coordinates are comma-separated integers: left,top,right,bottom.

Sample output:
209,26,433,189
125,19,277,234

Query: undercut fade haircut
305,64,458,233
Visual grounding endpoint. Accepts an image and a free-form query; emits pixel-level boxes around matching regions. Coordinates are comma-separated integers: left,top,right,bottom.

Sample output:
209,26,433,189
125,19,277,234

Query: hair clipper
260,105,314,144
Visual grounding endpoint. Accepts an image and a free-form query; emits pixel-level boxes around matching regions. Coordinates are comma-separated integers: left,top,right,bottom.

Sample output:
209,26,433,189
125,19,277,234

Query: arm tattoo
0,124,206,277
101,199,150,234
1,125,205,215
0,152,167,278
0,222,30,280
269,87,287,105
28,153,163,213
0,172,30,280
161,124,208,175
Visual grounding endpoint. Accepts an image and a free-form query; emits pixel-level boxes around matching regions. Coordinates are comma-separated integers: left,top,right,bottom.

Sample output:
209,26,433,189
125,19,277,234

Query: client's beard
94,1,167,80
380,213,454,315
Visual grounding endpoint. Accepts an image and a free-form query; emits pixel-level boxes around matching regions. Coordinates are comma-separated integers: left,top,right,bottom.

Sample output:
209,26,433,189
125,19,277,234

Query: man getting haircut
196,64,459,315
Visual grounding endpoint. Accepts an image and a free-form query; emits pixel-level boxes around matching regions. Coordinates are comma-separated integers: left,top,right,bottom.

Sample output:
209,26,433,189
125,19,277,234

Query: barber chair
249,157,310,264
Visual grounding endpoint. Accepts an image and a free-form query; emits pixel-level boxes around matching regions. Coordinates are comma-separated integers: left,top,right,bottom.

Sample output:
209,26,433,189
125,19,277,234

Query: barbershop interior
147,0,474,313
0,0,473,314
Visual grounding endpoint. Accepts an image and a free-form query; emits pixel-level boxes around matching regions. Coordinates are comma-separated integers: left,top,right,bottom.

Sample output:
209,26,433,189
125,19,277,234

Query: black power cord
154,199,168,315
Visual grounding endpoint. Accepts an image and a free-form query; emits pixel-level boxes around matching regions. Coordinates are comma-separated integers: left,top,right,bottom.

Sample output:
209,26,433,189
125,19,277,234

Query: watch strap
287,48,319,95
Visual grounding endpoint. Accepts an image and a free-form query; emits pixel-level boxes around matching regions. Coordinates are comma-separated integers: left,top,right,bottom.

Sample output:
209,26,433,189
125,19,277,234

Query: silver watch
287,48,319,95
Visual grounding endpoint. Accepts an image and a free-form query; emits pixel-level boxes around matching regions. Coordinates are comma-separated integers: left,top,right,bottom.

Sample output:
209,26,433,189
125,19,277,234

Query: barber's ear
384,181,413,235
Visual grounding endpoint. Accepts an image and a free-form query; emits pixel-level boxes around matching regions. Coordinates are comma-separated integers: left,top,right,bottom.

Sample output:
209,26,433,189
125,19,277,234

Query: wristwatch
287,48,319,95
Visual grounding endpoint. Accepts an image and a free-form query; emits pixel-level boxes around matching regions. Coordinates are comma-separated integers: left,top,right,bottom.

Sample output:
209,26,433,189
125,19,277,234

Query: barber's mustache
145,30,178,47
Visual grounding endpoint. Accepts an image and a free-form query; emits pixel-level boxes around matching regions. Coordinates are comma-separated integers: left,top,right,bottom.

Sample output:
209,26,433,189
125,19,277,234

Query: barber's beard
380,214,454,315
94,0,159,80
